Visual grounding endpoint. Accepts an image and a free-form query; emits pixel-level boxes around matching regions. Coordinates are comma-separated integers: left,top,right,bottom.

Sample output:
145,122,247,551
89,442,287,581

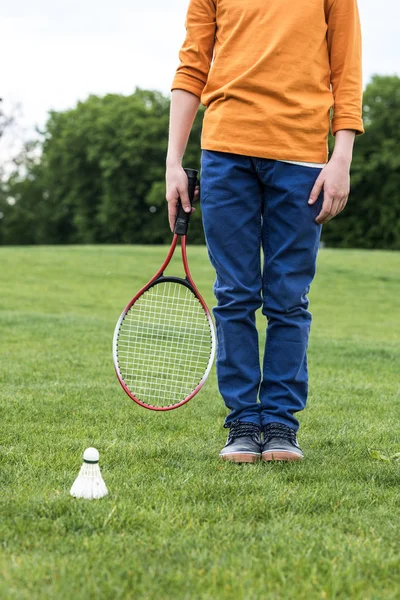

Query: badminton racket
113,168,216,411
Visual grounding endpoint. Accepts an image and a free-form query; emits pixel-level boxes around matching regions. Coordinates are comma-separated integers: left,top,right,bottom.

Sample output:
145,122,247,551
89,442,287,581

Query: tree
0,99,19,244
1,88,205,245
40,89,204,244
322,75,400,249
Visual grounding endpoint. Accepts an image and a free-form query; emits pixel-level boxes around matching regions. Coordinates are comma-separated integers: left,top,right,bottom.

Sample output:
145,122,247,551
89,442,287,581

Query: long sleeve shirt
171,0,364,164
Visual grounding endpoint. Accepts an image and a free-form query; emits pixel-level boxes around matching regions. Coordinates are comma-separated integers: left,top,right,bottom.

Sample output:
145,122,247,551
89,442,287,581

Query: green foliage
1,89,205,245
323,74,400,249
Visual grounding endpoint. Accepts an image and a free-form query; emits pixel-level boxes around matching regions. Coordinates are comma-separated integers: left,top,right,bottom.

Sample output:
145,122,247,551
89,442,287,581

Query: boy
166,0,364,462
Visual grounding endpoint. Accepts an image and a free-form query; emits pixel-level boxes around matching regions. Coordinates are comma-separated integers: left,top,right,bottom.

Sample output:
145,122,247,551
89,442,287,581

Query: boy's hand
166,164,199,232
308,156,351,224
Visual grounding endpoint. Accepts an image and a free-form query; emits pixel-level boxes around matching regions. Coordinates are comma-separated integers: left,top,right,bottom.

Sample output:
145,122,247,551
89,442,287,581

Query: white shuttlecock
70,447,108,500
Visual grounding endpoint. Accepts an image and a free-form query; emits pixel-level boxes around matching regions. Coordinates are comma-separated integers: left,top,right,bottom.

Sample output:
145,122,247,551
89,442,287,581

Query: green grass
0,245,399,600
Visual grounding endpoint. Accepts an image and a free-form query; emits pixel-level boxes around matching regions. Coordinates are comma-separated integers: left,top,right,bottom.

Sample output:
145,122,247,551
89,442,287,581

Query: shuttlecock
70,447,108,500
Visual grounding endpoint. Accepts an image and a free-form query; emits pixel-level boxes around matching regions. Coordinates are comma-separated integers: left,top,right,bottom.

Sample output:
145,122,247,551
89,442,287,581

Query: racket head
113,276,216,411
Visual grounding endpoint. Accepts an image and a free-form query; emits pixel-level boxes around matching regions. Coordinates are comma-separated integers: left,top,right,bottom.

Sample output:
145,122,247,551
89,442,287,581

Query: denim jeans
200,150,324,431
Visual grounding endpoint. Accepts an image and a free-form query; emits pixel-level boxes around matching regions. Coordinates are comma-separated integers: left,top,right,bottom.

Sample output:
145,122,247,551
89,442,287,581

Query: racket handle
174,168,199,236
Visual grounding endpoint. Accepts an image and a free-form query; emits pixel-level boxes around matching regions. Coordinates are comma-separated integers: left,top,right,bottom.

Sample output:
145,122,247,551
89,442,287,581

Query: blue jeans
200,150,324,431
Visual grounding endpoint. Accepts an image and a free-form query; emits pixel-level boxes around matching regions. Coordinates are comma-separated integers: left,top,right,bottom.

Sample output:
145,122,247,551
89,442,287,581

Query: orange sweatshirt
171,0,364,164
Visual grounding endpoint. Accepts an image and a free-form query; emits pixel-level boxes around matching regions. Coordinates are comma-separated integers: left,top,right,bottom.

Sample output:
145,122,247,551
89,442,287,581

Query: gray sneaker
219,421,262,463
262,423,304,461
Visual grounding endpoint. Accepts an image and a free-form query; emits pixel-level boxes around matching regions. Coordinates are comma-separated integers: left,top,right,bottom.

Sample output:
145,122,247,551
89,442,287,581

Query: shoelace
262,423,297,444
226,420,261,444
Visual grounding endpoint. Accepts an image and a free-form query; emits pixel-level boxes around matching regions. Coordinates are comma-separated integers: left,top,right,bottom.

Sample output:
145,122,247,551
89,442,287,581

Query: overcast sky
0,0,399,151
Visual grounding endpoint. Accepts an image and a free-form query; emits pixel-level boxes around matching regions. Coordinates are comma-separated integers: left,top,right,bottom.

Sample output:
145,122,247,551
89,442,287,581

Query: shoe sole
219,452,261,463
262,450,303,462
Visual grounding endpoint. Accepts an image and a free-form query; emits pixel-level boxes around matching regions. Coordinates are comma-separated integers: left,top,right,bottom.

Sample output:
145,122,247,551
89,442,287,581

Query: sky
0,0,399,155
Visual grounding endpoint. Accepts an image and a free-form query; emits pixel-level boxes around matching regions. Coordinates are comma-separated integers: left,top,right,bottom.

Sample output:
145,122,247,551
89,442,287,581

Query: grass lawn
0,245,399,600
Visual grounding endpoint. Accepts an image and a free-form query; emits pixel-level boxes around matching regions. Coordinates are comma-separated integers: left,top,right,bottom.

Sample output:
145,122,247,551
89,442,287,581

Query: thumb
308,177,324,205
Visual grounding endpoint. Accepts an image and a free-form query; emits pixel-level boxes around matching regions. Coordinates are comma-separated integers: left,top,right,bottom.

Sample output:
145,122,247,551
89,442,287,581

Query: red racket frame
112,233,216,411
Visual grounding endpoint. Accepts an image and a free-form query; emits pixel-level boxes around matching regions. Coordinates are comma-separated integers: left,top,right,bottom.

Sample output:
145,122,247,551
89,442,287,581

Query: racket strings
116,281,213,407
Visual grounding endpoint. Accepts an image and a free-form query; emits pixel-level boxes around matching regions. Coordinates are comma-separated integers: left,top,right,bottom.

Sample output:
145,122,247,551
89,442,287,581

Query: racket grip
174,168,199,236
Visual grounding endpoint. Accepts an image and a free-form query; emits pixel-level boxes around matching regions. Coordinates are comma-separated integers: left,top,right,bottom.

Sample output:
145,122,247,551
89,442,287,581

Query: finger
178,185,191,213
315,210,331,225
315,193,333,224
168,202,178,232
331,198,342,217
330,195,347,218
168,205,178,217
337,195,348,214
168,206,194,231
308,176,325,205
328,198,341,218
316,206,334,224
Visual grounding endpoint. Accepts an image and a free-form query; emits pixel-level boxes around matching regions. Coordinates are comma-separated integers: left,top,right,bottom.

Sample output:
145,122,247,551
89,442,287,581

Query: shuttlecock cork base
70,447,108,500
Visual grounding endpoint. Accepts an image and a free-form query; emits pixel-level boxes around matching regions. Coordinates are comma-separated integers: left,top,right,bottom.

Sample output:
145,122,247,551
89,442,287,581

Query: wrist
330,152,352,167
166,155,183,168
331,130,355,166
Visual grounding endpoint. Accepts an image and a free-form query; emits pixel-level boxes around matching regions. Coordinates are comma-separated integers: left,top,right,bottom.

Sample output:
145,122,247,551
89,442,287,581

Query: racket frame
112,234,216,411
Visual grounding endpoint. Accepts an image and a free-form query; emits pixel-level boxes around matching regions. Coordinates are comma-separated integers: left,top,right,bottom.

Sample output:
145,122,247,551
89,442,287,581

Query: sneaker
219,420,262,463
262,423,304,461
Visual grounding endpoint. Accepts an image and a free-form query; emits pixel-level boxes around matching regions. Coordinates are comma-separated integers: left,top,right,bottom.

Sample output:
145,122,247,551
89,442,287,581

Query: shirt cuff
331,117,365,137
171,73,205,99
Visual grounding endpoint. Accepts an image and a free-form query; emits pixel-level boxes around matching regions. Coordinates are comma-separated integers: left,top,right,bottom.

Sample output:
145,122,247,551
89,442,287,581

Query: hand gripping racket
113,168,216,411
